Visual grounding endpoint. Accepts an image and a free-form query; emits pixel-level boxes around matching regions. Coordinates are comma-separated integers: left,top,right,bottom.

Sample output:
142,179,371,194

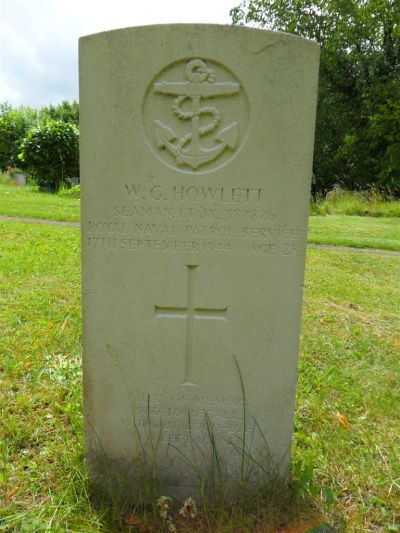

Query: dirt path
0,215,79,228
1,215,399,256
307,243,400,256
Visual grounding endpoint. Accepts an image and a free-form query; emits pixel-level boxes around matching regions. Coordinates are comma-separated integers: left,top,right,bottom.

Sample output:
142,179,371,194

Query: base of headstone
85,430,288,502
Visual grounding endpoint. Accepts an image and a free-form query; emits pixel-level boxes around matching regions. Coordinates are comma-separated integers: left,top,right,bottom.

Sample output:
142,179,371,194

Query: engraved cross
155,264,227,386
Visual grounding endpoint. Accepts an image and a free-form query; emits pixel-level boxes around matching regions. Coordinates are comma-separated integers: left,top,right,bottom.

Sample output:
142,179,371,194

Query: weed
57,184,80,199
311,187,400,218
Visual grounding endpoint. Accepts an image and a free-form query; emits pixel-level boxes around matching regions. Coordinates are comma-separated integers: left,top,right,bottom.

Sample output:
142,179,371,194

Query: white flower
167,520,177,532
157,495,171,519
178,496,197,519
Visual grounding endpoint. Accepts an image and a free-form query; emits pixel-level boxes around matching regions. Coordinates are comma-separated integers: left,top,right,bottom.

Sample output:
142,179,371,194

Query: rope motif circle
171,95,220,151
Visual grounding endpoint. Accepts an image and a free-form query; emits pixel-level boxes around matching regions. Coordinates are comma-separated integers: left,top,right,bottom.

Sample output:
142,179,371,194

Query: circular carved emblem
142,58,249,174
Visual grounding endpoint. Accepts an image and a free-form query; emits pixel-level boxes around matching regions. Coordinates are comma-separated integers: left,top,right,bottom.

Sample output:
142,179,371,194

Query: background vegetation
231,0,400,196
19,121,79,191
0,101,79,190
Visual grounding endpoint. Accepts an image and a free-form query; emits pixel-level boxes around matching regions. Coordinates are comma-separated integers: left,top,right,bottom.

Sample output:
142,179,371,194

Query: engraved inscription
136,393,251,451
143,58,249,174
155,265,227,386
125,184,264,203
86,181,302,256
114,204,270,222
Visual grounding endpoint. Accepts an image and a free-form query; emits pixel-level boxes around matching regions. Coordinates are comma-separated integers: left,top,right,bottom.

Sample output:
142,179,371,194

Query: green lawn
0,184,80,222
307,214,400,251
0,221,399,531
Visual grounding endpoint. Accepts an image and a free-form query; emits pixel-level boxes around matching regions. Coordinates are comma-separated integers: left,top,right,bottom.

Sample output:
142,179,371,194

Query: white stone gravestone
80,24,319,500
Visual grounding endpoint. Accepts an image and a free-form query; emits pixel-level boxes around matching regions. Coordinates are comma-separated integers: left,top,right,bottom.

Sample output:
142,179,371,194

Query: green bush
19,121,79,191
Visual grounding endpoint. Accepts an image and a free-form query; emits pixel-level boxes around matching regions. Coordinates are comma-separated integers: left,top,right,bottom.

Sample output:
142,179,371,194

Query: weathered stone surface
79,24,319,500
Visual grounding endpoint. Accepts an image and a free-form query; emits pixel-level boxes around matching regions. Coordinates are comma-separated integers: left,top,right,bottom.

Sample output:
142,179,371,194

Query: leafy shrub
19,121,79,191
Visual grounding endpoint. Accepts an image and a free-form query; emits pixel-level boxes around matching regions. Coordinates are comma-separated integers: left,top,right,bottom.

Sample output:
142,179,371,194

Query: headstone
80,24,319,500
14,173,26,186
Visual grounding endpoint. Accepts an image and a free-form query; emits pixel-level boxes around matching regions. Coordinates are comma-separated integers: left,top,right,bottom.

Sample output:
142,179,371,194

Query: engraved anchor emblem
153,59,240,169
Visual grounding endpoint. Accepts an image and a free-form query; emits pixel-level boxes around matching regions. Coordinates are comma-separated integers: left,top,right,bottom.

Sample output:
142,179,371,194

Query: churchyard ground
0,183,80,223
0,190,399,531
1,182,400,251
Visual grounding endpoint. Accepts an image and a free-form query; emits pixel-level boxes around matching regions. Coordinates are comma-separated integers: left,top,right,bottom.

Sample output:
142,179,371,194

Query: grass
0,183,80,222
307,215,400,251
0,221,399,531
307,188,400,251
311,188,400,218
298,249,400,531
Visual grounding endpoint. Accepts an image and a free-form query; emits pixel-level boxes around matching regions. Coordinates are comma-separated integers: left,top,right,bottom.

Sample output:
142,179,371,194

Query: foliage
0,101,79,181
0,103,38,170
19,120,79,190
231,0,400,196
39,100,79,126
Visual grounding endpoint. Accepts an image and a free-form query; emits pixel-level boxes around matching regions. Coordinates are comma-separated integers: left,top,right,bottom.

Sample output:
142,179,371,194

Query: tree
231,0,400,195
0,103,37,170
19,120,79,190
39,100,79,126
